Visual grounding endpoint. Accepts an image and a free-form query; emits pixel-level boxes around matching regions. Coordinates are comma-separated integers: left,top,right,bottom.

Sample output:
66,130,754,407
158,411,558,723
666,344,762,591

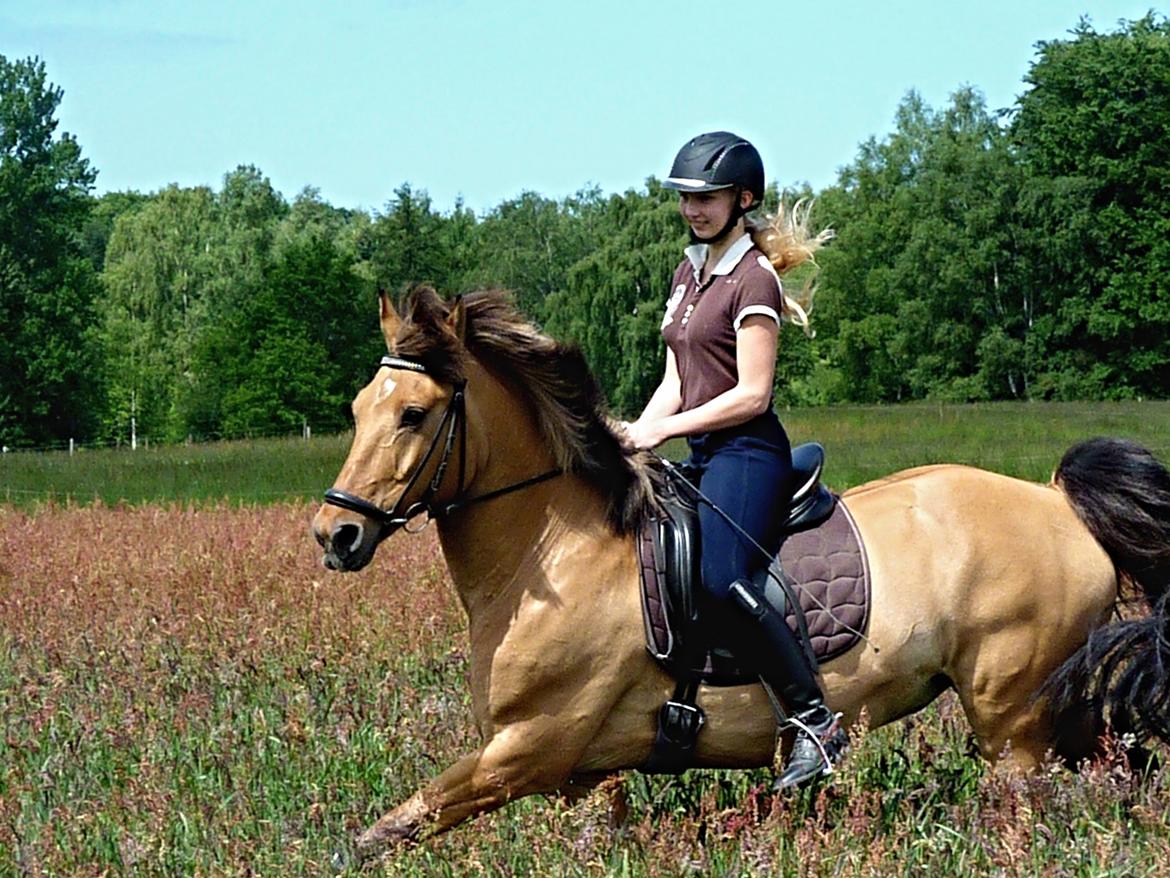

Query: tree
466,187,606,318
80,190,149,273
183,187,377,438
367,184,454,298
0,55,102,445
542,182,684,415
99,167,290,441
218,229,375,435
815,88,1022,402
100,185,221,440
1011,14,1170,398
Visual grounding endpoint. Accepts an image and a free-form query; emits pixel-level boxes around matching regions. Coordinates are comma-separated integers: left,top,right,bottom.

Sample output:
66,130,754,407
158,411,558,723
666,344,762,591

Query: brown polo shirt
660,234,783,412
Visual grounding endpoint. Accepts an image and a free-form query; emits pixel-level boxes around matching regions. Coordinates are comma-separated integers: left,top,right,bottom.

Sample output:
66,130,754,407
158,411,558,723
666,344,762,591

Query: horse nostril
333,523,364,556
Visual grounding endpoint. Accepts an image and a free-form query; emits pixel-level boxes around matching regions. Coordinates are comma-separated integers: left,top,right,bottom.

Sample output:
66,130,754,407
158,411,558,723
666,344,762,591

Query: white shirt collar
684,233,754,282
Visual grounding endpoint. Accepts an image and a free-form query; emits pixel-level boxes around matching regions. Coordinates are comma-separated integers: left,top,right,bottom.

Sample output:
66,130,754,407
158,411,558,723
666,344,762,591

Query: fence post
69,438,75,456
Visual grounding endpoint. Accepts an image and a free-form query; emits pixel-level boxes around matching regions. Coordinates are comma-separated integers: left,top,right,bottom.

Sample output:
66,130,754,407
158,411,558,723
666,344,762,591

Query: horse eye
400,406,427,428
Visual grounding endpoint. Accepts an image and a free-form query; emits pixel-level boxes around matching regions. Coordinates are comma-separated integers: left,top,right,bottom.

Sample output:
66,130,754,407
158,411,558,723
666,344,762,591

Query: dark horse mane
389,285,663,534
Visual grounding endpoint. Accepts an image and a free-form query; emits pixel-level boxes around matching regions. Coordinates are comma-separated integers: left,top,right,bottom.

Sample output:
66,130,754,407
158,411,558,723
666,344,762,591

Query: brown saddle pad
776,499,871,663
639,498,871,676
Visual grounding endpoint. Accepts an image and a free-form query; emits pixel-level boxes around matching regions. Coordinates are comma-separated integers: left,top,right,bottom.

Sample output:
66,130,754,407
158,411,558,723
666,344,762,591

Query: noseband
323,355,561,538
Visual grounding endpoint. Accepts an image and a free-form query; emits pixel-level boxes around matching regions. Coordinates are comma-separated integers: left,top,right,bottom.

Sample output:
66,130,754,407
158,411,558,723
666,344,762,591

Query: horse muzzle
312,507,382,572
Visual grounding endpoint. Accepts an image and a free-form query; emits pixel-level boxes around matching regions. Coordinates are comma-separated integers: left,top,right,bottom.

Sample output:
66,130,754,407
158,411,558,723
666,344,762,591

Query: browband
378,355,428,374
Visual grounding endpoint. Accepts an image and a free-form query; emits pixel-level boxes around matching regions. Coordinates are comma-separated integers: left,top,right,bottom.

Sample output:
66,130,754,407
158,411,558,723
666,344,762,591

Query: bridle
322,354,561,539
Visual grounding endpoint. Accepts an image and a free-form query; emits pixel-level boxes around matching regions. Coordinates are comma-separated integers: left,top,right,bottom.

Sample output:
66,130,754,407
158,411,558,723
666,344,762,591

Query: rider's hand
622,418,669,451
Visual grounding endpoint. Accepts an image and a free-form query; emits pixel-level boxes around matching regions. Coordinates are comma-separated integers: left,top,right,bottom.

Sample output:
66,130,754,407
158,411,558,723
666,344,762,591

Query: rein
323,354,561,537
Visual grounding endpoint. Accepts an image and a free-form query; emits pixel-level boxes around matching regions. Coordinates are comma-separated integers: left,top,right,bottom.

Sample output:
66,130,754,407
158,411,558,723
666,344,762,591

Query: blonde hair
748,199,834,337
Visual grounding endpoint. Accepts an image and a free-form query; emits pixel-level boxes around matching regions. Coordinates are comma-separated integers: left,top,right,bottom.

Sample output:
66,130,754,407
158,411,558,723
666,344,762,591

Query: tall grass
1,502,1166,876
3,402,1170,874
4,401,1170,508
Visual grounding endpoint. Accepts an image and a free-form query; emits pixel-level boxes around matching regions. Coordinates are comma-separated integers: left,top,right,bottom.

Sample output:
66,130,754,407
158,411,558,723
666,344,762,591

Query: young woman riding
623,131,846,791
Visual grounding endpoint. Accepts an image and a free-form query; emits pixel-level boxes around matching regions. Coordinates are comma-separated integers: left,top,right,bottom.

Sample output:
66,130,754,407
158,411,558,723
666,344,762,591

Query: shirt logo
661,284,686,330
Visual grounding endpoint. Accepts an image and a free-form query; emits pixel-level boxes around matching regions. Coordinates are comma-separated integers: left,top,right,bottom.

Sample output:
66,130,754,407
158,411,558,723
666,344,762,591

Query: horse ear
444,295,467,343
379,289,402,346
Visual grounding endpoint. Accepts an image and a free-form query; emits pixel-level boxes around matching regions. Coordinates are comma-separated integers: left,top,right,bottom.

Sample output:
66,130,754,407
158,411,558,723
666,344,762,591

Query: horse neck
434,363,622,620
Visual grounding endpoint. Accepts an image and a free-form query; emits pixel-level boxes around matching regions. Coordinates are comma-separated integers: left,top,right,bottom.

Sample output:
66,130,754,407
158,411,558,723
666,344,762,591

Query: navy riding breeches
685,411,794,601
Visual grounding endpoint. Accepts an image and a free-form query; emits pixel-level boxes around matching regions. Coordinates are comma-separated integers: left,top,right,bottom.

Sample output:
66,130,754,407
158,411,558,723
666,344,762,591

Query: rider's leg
695,431,791,605
697,431,848,790
726,577,849,790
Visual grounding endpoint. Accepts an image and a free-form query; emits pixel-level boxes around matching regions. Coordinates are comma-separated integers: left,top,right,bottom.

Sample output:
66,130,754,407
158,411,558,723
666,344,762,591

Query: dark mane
391,285,662,534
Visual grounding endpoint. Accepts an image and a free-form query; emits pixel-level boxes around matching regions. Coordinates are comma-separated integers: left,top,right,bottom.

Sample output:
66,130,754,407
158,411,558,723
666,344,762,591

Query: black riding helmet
663,131,764,242
662,131,765,209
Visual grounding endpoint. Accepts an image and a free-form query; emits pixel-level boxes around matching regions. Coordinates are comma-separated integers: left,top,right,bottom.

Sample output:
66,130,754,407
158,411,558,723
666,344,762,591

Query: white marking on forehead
378,375,398,401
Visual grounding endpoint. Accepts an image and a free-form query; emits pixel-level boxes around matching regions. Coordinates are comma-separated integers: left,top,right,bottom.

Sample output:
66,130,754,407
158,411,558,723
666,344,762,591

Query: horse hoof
330,848,351,872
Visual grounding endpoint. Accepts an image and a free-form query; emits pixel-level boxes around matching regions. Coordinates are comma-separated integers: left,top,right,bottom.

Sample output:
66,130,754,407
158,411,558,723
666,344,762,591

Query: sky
2,0,1160,216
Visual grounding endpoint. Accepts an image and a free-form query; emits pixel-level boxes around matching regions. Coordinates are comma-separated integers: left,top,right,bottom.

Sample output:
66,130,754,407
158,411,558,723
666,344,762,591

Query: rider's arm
633,348,682,423
624,315,778,449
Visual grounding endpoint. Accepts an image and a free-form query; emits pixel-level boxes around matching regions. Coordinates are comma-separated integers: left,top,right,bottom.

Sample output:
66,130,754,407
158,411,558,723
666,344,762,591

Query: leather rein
322,355,562,539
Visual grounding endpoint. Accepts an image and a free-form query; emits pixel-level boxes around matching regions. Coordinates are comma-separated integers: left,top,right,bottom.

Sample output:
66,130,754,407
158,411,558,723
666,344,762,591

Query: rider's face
678,189,737,239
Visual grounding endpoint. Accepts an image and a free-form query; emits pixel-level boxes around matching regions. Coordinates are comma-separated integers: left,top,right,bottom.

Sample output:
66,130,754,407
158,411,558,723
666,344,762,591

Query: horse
311,285,1170,865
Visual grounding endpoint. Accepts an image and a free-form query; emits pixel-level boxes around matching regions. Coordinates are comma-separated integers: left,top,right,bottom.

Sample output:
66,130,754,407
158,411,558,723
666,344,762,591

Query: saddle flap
639,476,701,663
657,504,700,625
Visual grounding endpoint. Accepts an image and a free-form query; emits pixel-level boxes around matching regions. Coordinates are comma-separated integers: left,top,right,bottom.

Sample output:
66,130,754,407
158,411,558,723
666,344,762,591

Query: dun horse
312,286,1170,864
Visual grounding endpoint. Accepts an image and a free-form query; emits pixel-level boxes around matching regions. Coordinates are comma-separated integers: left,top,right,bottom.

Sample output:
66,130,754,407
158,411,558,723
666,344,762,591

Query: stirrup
772,709,848,792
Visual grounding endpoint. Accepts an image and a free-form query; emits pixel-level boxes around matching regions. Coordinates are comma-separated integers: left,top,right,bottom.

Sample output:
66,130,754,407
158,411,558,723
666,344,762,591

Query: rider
623,131,847,791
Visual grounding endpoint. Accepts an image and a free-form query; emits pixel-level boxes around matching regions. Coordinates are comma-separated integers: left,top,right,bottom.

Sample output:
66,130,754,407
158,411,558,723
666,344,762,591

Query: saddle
637,442,872,771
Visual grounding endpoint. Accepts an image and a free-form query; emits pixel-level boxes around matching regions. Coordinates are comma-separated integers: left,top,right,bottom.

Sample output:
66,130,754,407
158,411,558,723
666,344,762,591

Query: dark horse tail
1045,437,1170,751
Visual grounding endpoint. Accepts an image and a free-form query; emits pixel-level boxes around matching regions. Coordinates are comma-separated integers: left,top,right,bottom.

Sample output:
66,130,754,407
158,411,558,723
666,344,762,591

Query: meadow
2,401,1170,876
5,400,1170,508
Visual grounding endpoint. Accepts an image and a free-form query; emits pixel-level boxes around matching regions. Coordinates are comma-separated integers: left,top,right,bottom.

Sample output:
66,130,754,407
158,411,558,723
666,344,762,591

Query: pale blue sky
2,1,1159,215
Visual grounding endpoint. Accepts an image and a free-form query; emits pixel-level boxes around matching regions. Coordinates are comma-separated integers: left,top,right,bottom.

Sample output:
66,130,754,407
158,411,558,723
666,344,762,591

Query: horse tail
1044,436,1170,748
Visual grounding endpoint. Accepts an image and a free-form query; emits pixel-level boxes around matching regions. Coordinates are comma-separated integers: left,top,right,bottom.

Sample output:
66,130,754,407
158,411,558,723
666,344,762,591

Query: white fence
1,420,322,455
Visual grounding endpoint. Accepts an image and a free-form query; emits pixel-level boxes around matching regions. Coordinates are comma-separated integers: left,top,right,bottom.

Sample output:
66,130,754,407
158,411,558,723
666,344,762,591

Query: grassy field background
2,401,1170,875
4,400,1170,508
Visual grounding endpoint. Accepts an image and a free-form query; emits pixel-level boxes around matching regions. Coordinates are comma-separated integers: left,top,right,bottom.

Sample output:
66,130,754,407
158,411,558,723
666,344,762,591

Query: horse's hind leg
950,643,1058,770
963,695,1053,770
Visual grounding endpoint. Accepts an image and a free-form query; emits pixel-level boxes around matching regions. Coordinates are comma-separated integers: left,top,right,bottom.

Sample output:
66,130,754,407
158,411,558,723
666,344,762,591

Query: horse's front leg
349,726,569,866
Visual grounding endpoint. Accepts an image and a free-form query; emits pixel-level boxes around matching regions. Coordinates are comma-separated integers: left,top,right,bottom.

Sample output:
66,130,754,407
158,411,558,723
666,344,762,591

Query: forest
1,14,1167,448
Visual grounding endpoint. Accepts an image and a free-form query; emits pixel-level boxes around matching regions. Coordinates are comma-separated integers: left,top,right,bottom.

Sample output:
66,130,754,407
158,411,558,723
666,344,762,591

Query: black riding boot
727,578,849,791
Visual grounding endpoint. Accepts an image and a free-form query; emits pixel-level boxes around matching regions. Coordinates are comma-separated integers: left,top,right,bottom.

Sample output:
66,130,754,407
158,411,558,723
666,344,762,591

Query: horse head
312,288,472,571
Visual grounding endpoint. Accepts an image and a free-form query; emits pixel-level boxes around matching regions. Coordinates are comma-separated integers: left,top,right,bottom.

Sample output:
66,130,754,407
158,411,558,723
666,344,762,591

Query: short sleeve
731,256,783,331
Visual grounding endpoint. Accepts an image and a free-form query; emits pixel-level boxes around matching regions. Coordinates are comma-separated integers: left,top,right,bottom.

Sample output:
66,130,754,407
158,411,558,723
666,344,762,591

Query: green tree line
1,14,1167,447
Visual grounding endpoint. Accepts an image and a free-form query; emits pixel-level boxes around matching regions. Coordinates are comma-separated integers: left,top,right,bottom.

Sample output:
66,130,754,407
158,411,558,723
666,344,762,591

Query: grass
2,502,1168,876
780,399,1170,487
665,399,1170,488
0,502,1166,876
4,401,1170,508
2,401,1170,875
0,433,352,508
